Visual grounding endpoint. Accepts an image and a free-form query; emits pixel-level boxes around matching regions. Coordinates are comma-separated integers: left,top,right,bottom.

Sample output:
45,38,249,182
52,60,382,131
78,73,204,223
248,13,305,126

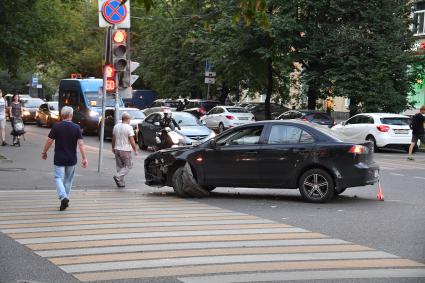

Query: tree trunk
265,60,273,120
219,82,230,104
307,81,318,110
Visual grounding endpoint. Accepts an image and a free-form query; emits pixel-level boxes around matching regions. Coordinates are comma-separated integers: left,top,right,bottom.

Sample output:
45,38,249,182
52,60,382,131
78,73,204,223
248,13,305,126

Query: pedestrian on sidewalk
0,90,7,146
9,94,22,145
408,105,425,161
112,112,138,188
41,106,88,210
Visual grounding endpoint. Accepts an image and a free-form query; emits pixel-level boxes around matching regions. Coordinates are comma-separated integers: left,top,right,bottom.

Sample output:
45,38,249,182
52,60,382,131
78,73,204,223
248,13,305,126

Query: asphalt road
0,124,424,283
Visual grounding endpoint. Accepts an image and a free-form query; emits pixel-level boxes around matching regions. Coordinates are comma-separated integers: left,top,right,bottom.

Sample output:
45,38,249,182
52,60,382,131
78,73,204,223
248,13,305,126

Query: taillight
198,107,206,116
225,115,235,120
376,125,390,132
301,118,308,122
348,145,368,154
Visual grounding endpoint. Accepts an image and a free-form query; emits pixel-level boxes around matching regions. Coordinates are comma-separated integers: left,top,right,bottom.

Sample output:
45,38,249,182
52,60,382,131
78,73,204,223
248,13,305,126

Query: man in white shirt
112,112,137,187
0,90,7,146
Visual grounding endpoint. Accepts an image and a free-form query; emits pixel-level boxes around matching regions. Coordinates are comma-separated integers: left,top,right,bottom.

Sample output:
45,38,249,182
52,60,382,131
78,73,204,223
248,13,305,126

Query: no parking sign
98,0,130,28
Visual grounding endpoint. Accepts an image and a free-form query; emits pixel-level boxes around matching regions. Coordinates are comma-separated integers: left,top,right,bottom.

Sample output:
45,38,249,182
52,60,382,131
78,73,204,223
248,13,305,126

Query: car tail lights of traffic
376,125,390,132
348,145,368,155
225,115,235,120
198,107,206,116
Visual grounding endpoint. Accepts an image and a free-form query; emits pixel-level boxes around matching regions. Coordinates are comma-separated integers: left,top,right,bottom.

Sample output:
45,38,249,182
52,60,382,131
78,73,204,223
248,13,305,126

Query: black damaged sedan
145,120,379,203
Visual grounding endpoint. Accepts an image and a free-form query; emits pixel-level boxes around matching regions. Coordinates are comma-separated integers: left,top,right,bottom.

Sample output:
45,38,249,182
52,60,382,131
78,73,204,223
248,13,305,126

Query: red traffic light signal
113,30,127,44
103,64,115,79
105,79,116,92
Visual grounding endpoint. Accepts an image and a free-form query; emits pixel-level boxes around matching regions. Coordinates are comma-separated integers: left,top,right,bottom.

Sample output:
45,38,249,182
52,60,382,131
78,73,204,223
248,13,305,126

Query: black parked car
243,103,289,121
276,110,336,128
182,99,222,118
145,120,379,203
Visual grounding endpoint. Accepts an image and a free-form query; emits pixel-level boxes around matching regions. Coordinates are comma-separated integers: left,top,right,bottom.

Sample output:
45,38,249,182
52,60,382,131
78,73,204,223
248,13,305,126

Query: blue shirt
48,121,83,166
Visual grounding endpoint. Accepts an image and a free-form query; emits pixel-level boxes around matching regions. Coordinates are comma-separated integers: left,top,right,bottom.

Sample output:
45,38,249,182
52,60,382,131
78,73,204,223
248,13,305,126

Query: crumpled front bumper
144,153,175,187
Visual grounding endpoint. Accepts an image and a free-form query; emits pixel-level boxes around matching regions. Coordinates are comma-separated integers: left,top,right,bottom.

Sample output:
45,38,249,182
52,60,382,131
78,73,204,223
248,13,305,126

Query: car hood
178,126,211,136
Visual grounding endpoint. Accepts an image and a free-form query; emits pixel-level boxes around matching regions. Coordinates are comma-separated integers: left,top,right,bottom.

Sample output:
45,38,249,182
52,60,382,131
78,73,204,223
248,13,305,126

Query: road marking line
74,259,424,281
1,219,272,234
10,223,291,239
390,173,405,176
50,245,371,265
414,176,425,180
60,251,397,273
27,232,327,251
0,216,260,231
0,211,240,225
18,227,309,245
178,268,425,283
37,238,349,257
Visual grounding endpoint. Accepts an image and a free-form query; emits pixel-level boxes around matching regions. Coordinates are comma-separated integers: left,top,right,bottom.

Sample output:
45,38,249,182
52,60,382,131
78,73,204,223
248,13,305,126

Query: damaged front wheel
171,163,209,198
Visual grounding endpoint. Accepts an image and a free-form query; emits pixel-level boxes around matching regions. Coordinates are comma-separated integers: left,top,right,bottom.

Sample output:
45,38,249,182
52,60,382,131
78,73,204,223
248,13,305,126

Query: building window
414,10,425,35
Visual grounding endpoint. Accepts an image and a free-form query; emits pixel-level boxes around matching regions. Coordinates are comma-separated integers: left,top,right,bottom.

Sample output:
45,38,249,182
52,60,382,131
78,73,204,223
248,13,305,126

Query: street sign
98,0,130,28
205,71,216,78
31,76,38,87
130,61,140,72
205,77,215,84
130,74,139,85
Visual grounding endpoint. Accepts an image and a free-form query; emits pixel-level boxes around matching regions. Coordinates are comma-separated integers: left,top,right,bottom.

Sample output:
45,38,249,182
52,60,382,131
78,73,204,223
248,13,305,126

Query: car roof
355,113,409,118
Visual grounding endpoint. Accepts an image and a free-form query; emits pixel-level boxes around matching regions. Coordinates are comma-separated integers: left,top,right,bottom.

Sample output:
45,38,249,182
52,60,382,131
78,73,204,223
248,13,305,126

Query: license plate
394,129,409,134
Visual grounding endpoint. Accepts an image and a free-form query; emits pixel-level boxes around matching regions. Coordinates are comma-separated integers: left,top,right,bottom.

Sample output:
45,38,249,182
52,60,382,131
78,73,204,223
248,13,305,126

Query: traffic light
112,29,128,72
103,64,116,93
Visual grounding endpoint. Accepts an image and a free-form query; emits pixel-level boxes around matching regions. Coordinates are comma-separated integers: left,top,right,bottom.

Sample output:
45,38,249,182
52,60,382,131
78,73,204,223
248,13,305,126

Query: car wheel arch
166,160,197,186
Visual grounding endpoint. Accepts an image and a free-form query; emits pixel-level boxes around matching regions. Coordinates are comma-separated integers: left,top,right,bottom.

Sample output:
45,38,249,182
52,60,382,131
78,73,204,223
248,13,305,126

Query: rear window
227,107,249,113
381,117,410,126
200,102,220,111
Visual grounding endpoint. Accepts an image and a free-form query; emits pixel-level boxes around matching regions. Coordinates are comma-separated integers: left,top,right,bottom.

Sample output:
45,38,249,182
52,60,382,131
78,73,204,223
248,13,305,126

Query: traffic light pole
113,26,120,126
98,27,111,173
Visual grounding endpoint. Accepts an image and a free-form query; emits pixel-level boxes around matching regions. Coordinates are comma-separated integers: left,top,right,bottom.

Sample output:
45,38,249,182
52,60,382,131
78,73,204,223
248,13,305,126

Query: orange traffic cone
377,181,384,201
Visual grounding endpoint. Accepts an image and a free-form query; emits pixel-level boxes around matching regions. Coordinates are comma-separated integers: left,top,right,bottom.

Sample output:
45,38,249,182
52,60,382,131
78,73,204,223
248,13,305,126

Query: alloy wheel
303,173,329,200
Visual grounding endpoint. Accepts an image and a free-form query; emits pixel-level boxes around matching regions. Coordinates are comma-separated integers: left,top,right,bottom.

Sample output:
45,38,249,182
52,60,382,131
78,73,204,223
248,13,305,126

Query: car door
339,115,360,137
259,124,316,187
203,108,216,128
214,107,225,128
38,104,46,123
202,125,265,186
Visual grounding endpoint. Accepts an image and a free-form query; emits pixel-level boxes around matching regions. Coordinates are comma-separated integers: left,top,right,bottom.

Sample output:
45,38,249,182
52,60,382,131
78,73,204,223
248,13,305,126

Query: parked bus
58,78,123,134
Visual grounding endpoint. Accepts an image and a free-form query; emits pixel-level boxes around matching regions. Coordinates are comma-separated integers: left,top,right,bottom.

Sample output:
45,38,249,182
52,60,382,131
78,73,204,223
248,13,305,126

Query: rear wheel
299,169,335,203
366,135,379,152
138,133,148,150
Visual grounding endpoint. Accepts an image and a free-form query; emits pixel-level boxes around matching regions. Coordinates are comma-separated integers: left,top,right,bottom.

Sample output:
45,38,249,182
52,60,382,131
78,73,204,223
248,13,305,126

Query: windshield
381,117,410,126
22,100,43,108
85,91,123,108
173,113,202,126
227,107,249,113
48,103,58,111
120,110,145,120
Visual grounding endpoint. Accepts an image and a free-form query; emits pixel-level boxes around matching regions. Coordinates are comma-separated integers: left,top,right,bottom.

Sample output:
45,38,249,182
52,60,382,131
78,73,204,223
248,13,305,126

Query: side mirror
154,122,160,126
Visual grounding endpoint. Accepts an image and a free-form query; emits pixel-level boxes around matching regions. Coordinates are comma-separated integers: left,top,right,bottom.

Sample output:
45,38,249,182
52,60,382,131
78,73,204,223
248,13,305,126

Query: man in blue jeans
41,106,88,210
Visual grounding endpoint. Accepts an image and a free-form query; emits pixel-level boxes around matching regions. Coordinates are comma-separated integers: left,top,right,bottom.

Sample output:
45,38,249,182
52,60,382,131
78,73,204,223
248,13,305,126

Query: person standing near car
112,112,138,188
0,90,7,146
408,105,425,160
9,94,22,145
41,106,88,210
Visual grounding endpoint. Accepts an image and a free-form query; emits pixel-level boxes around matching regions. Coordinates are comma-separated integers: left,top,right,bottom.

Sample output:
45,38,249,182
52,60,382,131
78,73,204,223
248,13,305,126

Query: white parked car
201,106,255,132
332,113,412,152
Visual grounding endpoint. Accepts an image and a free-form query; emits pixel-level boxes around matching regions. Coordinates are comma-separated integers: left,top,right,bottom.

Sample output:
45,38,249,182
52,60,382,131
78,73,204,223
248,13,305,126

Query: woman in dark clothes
9,94,22,145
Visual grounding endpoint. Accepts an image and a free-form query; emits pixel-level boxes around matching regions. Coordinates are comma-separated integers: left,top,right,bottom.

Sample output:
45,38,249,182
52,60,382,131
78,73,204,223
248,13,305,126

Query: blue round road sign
102,0,127,25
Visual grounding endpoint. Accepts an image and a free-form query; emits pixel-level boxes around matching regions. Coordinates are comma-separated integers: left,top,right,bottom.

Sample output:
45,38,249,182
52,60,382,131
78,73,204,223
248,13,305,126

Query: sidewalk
0,124,147,192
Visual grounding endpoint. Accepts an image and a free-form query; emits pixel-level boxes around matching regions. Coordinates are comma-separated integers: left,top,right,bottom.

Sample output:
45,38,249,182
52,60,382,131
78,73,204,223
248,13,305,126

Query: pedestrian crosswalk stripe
74,259,424,282
62,251,398,273
27,232,326,250
18,227,309,244
178,268,425,283
10,223,290,239
36,238,350,257
0,190,424,282
50,244,371,265
1,218,268,233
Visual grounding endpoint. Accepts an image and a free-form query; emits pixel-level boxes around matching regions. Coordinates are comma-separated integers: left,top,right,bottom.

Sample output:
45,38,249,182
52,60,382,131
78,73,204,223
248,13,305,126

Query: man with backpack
408,105,425,161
